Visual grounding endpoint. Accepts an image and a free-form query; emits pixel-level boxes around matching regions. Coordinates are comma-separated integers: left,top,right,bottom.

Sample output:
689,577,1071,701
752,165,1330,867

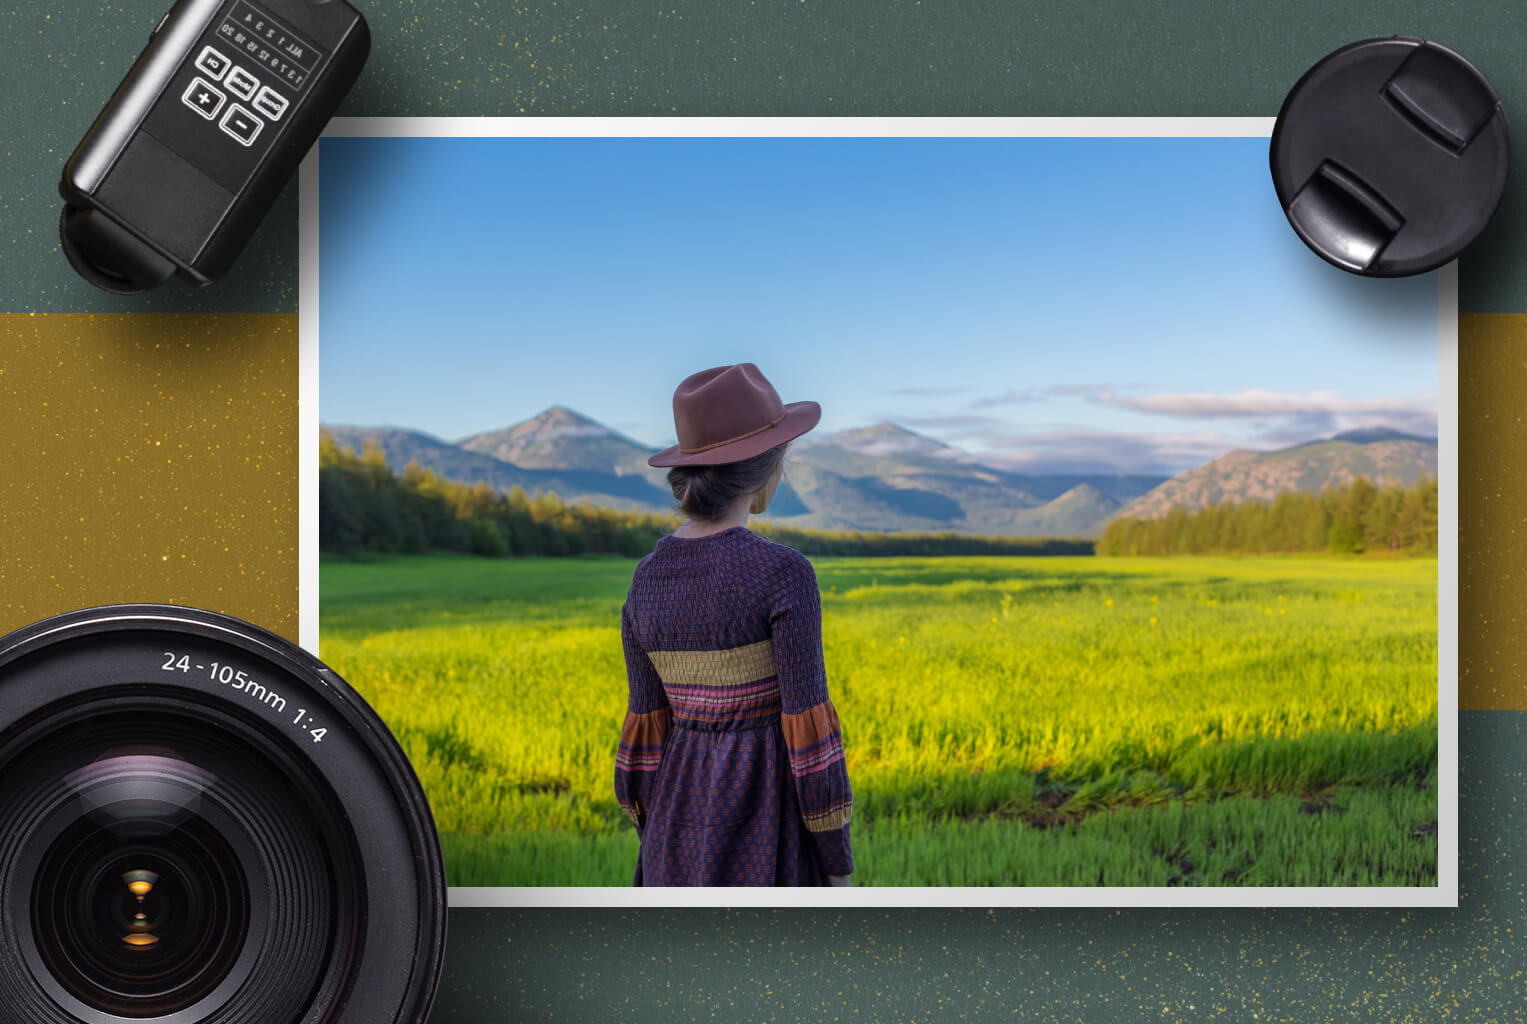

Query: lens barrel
0,606,446,1024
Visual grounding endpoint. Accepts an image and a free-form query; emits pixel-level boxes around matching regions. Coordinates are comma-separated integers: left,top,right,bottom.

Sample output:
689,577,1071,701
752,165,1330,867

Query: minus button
218,104,264,146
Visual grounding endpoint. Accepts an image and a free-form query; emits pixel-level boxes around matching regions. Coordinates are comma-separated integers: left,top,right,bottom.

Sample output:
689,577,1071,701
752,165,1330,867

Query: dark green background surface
3,2,1526,312
3,2,1518,1020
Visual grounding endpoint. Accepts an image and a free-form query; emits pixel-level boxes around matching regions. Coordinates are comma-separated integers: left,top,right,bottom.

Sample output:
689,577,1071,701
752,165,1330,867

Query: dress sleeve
771,552,854,878
614,600,672,837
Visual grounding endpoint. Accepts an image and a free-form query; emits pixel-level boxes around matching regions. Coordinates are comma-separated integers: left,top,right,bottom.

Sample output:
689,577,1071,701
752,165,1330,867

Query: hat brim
648,401,821,467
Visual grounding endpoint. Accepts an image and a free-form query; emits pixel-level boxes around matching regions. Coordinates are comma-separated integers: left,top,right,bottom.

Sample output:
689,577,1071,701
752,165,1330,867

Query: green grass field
318,553,1439,887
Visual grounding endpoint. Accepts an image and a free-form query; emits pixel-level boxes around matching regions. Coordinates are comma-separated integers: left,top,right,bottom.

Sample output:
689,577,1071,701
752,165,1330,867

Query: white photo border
298,117,1458,910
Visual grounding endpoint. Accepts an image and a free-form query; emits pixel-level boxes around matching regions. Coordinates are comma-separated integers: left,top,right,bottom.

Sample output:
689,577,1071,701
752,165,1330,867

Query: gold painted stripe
1462,314,1527,709
648,640,777,688
0,314,300,640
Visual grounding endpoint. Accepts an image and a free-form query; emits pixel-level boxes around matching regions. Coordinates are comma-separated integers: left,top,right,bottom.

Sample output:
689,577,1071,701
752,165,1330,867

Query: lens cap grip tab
1270,37,1509,277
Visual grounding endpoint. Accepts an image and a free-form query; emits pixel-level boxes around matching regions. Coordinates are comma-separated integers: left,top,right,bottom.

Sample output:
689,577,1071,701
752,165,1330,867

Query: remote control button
251,86,288,122
218,104,264,146
194,45,230,80
224,66,260,101
181,77,226,120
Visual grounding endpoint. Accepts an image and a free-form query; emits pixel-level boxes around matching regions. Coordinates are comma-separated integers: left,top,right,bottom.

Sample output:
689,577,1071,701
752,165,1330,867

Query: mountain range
322,410,1437,538
1116,427,1438,521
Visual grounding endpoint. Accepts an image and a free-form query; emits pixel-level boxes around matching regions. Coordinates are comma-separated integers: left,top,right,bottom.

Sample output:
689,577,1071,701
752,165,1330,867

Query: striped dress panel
647,640,783,727
614,602,672,835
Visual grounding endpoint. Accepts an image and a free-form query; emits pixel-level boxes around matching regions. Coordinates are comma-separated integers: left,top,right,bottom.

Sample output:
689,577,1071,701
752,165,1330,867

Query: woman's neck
672,502,751,538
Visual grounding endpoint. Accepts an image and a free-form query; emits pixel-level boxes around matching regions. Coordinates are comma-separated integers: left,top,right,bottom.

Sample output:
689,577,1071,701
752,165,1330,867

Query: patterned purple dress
614,526,854,886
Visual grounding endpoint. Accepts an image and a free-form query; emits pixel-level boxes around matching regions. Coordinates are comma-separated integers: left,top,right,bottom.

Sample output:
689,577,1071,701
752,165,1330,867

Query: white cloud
875,386,1438,476
884,386,971,397
896,413,1008,432
1099,388,1436,420
968,383,1111,409
969,390,1041,409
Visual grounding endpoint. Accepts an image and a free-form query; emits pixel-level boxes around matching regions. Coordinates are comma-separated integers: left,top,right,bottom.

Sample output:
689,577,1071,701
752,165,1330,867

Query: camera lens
0,606,446,1024
32,752,251,1017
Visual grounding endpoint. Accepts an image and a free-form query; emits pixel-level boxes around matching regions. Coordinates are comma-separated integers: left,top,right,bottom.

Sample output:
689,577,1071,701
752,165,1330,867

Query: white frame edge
297,117,1459,910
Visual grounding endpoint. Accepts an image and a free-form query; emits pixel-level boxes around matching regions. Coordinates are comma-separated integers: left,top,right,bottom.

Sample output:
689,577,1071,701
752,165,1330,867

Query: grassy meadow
318,553,1439,887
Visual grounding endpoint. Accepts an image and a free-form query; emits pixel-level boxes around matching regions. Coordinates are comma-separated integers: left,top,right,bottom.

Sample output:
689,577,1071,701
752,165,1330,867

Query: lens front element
1,701,345,1024
31,752,249,1018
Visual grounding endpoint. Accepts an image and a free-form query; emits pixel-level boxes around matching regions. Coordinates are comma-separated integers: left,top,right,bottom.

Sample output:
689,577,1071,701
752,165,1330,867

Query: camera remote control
59,0,369,293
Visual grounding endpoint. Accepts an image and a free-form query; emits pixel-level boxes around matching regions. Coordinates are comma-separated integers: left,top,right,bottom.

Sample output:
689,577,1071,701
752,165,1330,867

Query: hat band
678,412,787,454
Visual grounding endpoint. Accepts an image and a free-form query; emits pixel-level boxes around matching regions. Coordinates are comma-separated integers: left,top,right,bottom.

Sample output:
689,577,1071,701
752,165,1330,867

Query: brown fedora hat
649,363,821,467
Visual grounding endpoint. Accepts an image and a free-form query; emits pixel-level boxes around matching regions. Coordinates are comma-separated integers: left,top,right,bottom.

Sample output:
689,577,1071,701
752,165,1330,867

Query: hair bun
666,443,790,522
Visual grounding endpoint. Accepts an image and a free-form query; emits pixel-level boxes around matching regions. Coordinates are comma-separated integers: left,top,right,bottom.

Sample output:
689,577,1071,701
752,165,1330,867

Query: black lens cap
1270,37,1509,277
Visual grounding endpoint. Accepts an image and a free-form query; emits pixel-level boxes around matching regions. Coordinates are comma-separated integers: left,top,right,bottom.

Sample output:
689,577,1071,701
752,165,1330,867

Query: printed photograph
310,129,1448,895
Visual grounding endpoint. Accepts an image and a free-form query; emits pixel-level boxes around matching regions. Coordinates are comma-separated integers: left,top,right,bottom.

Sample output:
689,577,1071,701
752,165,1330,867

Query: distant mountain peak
1327,427,1435,446
1278,427,1437,453
511,405,612,438
856,422,929,438
1054,482,1104,501
1006,482,1122,537
455,406,653,473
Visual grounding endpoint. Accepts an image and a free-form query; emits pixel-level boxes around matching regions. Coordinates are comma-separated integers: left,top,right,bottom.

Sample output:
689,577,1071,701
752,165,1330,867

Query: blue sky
318,136,1439,475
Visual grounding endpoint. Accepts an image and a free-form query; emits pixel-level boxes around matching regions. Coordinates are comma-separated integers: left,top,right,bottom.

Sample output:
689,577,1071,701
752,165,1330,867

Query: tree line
1095,476,1438,557
319,433,1094,559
